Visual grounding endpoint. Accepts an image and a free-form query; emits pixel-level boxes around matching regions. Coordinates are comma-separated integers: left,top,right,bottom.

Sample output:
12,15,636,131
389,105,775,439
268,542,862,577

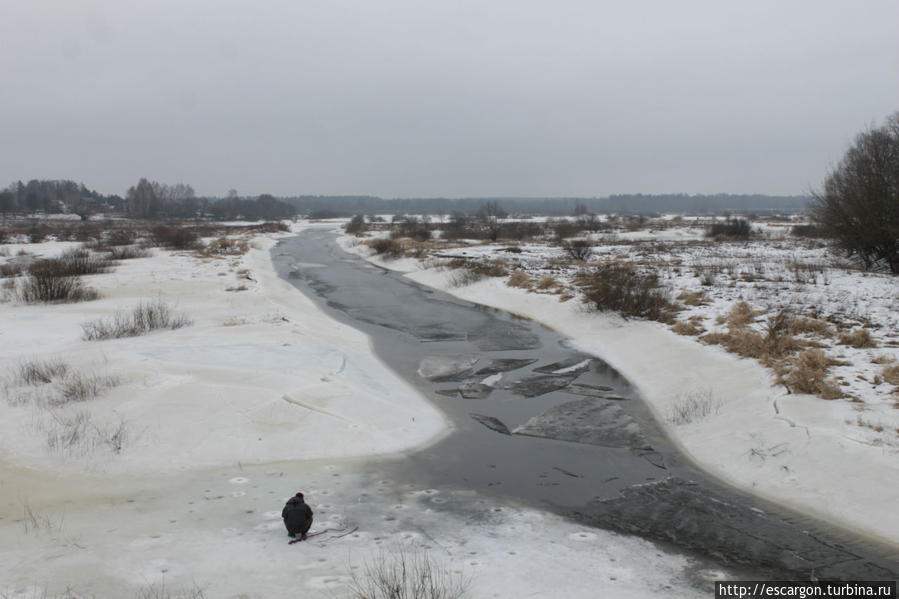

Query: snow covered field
339,220,899,549
0,222,716,598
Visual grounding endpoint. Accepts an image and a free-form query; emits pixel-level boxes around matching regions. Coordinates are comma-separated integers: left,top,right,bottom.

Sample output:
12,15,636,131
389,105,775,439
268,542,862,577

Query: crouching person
282,492,314,540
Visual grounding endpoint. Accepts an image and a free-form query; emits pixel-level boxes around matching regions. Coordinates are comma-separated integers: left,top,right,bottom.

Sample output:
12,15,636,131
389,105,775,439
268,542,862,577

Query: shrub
506,271,532,289
135,581,208,599
105,228,139,246
346,548,469,599
448,269,484,287
781,349,844,398
562,239,592,261
368,237,405,258
677,290,707,306
667,388,719,424
18,272,99,303
42,409,130,456
151,225,200,249
671,318,706,336
56,372,121,405
702,310,804,364
0,262,24,278
107,245,152,260
706,218,752,240
788,316,834,338
28,224,50,243
838,328,876,348
345,214,368,234
203,236,249,256
81,300,192,340
720,301,759,328
27,248,112,278
17,359,69,385
790,224,829,239
468,260,508,277
881,364,899,385
576,263,672,321
535,276,558,290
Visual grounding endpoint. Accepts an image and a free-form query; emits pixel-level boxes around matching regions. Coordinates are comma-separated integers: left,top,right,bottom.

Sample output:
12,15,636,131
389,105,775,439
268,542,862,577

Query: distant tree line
2,178,810,222
1,177,297,222
0,180,122,220
285,194,811,217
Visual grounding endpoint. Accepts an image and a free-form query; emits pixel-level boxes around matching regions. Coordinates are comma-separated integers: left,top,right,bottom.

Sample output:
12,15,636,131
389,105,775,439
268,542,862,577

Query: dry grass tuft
366,237,405,259
677,290,707,306
788,316,835,338
506,271,532,289
107,245,152,260
671,318,706,336
717,301,760,328
535,275,558,290
839,328,877,348
882,364,899,386
81,300,192,340
780,349,845,398
701,313,805,364
17,359,70,385
346,547,469,599
203,236,250,256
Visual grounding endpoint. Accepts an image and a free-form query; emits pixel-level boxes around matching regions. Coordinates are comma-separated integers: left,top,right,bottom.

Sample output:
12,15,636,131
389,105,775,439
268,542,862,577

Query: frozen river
274,228,899,580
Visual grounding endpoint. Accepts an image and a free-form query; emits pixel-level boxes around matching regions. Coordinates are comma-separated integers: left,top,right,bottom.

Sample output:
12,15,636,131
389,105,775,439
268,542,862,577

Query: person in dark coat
282,492,314,539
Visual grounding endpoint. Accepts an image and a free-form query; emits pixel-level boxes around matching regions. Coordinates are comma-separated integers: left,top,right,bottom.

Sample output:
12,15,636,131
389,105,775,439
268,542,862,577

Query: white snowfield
0,228,447,472
338,232,899,550
0,222,713,598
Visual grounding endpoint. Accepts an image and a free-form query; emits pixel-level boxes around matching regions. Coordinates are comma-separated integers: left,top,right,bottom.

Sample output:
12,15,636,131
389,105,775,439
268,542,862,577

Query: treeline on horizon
285,193,811,216
0,178,810,220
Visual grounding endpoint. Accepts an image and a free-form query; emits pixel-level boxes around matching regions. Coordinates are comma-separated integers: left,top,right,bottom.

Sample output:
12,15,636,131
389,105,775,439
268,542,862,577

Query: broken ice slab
474,358,538,376
565,383,618,399
506,374,578,398
513,398,653,450
418,355,479,381
533,356,594,375
469,413,511,435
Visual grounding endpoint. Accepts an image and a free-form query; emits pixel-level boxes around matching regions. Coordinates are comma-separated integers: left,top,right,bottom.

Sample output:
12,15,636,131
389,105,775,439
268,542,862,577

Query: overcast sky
1,1,897,198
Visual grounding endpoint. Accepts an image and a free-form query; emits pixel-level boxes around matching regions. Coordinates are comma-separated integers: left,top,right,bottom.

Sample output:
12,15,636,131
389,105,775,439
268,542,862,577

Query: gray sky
1,1,897,198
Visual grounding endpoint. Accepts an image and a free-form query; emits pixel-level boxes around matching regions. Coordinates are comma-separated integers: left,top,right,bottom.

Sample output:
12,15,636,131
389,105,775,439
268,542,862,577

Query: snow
0,223,714,597
339,227,899,549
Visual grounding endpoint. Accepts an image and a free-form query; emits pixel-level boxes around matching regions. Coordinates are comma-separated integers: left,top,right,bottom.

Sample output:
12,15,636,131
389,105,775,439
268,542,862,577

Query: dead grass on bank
677,290,708,306
839,328,877,348
779,349,846,399
506,271,532,289
671,316,706,336
699,303,850,399
882,364,899,386
201,236,250,257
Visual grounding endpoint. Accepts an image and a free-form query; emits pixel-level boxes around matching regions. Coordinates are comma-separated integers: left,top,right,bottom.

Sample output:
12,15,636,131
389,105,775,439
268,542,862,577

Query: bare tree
812,112,899,273
125,178,162,218
476,200,506,241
